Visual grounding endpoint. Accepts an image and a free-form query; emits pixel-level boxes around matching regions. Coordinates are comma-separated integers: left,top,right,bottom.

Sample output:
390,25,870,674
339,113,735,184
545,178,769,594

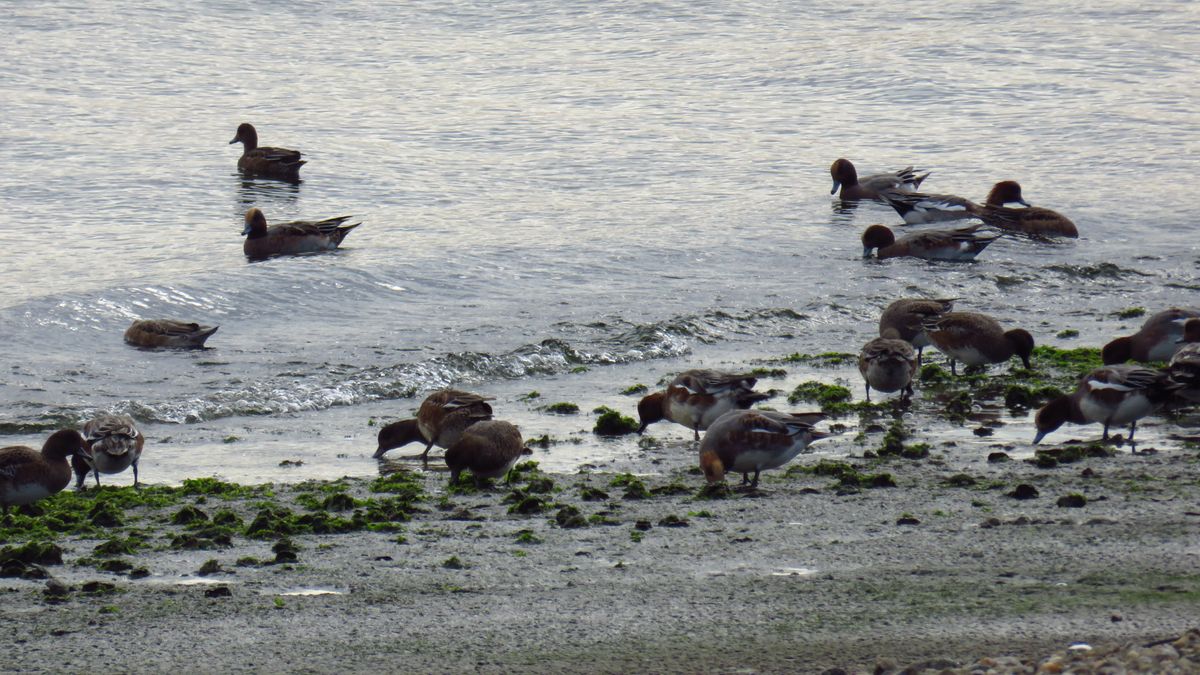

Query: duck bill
830,181,841,195
228,136,239,144
1032,430,1048,445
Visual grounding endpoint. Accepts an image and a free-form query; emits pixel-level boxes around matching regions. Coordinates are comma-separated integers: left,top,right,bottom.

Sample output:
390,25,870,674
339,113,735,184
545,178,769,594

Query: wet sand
3,436,1198,674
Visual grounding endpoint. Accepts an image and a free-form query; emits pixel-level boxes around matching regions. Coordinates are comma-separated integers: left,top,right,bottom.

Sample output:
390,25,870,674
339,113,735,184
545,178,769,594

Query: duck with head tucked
241,207,361,259
229,122,306,181
859,329,918,401
637,369,772,440
923,311,1034,375
1,429,89,512
1034,365,1180,444
124,319,218,349
1102,307,1200,365
1167,319,1200,403
73,415,145,488
878,298,956,366
830,158,929,200
444,420,529,487
698,409,829,488
861,224,999,262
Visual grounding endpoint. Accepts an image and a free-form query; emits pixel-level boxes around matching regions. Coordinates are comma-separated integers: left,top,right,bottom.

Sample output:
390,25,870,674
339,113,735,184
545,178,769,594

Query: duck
637,369,772,440
878,298,956,366
124,319,219,349
241,207,361,259
444,420,527,486
698,409,828,487
1102,307,1200,364
374,389,494,461
1,429,89,511
228,122,306,181
879,181,1078,237
861,224,999,262
73,415,144,488
974,181,1078,238
1166,319,1200,403
1033,365,1180,444
830,159,929,200
859,329,917,401
923,311,1034,375
877,189,979,225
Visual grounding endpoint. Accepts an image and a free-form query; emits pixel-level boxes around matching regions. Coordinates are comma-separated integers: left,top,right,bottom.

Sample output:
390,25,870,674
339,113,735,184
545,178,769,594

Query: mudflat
3,436,1198,674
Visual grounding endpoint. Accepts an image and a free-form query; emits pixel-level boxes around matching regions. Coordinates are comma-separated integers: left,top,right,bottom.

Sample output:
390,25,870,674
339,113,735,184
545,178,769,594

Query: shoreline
4,440,1199,673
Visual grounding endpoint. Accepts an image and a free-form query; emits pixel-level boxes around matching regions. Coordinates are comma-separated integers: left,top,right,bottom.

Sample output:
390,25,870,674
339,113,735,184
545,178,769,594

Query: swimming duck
859,329,918,401
1102,307,1200,364
637,369,772,440
124,319,219,349
229,122,306,181
1034,365,1180,444
444,420,527,486
923,311,1034,375
974,181,1077,238
861,224,999,262
878,298,956,366
73,415,144,488
374,389,494,461
1,429,89,511
830,159,929,200
241,207,361,259
698,409,828,487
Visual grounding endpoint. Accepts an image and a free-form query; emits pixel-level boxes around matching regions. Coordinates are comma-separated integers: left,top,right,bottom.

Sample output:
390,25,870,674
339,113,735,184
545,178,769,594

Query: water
2,1,1198,485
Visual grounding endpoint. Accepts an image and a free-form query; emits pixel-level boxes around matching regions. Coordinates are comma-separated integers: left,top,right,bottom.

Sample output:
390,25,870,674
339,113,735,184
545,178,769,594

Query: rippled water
2,1,1198,484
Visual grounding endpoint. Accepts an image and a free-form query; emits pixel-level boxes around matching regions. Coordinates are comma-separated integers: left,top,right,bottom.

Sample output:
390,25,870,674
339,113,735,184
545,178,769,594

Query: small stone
204,586,232,598
973,427,994,437
1008,484,1039,500
633,520,652,531
987,452,1011,463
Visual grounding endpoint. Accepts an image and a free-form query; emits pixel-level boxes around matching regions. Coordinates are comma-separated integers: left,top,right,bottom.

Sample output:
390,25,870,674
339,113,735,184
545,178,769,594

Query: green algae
543,402,580,415
593,406,639,436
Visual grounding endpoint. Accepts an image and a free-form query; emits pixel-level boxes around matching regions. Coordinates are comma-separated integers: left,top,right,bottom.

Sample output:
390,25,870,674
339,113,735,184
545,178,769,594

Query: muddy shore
3,431,1198,674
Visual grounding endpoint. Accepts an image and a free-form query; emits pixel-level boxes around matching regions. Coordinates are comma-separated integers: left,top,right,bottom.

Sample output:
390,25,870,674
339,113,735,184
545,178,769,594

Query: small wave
35,305,814,427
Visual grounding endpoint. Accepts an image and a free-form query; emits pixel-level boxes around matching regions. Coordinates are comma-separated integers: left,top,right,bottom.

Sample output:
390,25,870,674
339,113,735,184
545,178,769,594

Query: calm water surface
2,1,1197,484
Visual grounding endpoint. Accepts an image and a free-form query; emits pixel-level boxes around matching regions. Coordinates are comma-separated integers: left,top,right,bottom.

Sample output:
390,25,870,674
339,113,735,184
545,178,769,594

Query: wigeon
241,207,361,259
1,429,89,511
923,311,1034,375
830,159,929,200
74,415,145,488
1034,365,1180,444
975,181,1077,238
637,369,772,440
229,122,306,181
879,181,1078,237
1166,319,1200,403
444,420,527,486
859,330,917,401
124,319,218,349
861,224,999,262
698,409,829,487
878,298,956,366
374,389,494,461
1102,307,1200,364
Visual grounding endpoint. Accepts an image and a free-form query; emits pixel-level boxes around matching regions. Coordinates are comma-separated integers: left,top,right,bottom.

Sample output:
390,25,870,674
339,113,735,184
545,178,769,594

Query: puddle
770,567,818,577
273,588,344,597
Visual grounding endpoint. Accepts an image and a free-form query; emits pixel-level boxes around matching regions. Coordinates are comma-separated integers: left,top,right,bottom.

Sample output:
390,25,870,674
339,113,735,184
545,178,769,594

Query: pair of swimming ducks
831,158,1079,262
229,123,361,259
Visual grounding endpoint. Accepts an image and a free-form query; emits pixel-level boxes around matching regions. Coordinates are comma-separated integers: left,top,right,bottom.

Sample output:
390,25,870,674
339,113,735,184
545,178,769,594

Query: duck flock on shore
3,138,1198,512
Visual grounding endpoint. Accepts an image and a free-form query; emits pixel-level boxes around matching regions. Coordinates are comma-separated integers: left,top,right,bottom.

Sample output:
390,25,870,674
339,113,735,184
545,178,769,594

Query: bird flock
2,143,1196,512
